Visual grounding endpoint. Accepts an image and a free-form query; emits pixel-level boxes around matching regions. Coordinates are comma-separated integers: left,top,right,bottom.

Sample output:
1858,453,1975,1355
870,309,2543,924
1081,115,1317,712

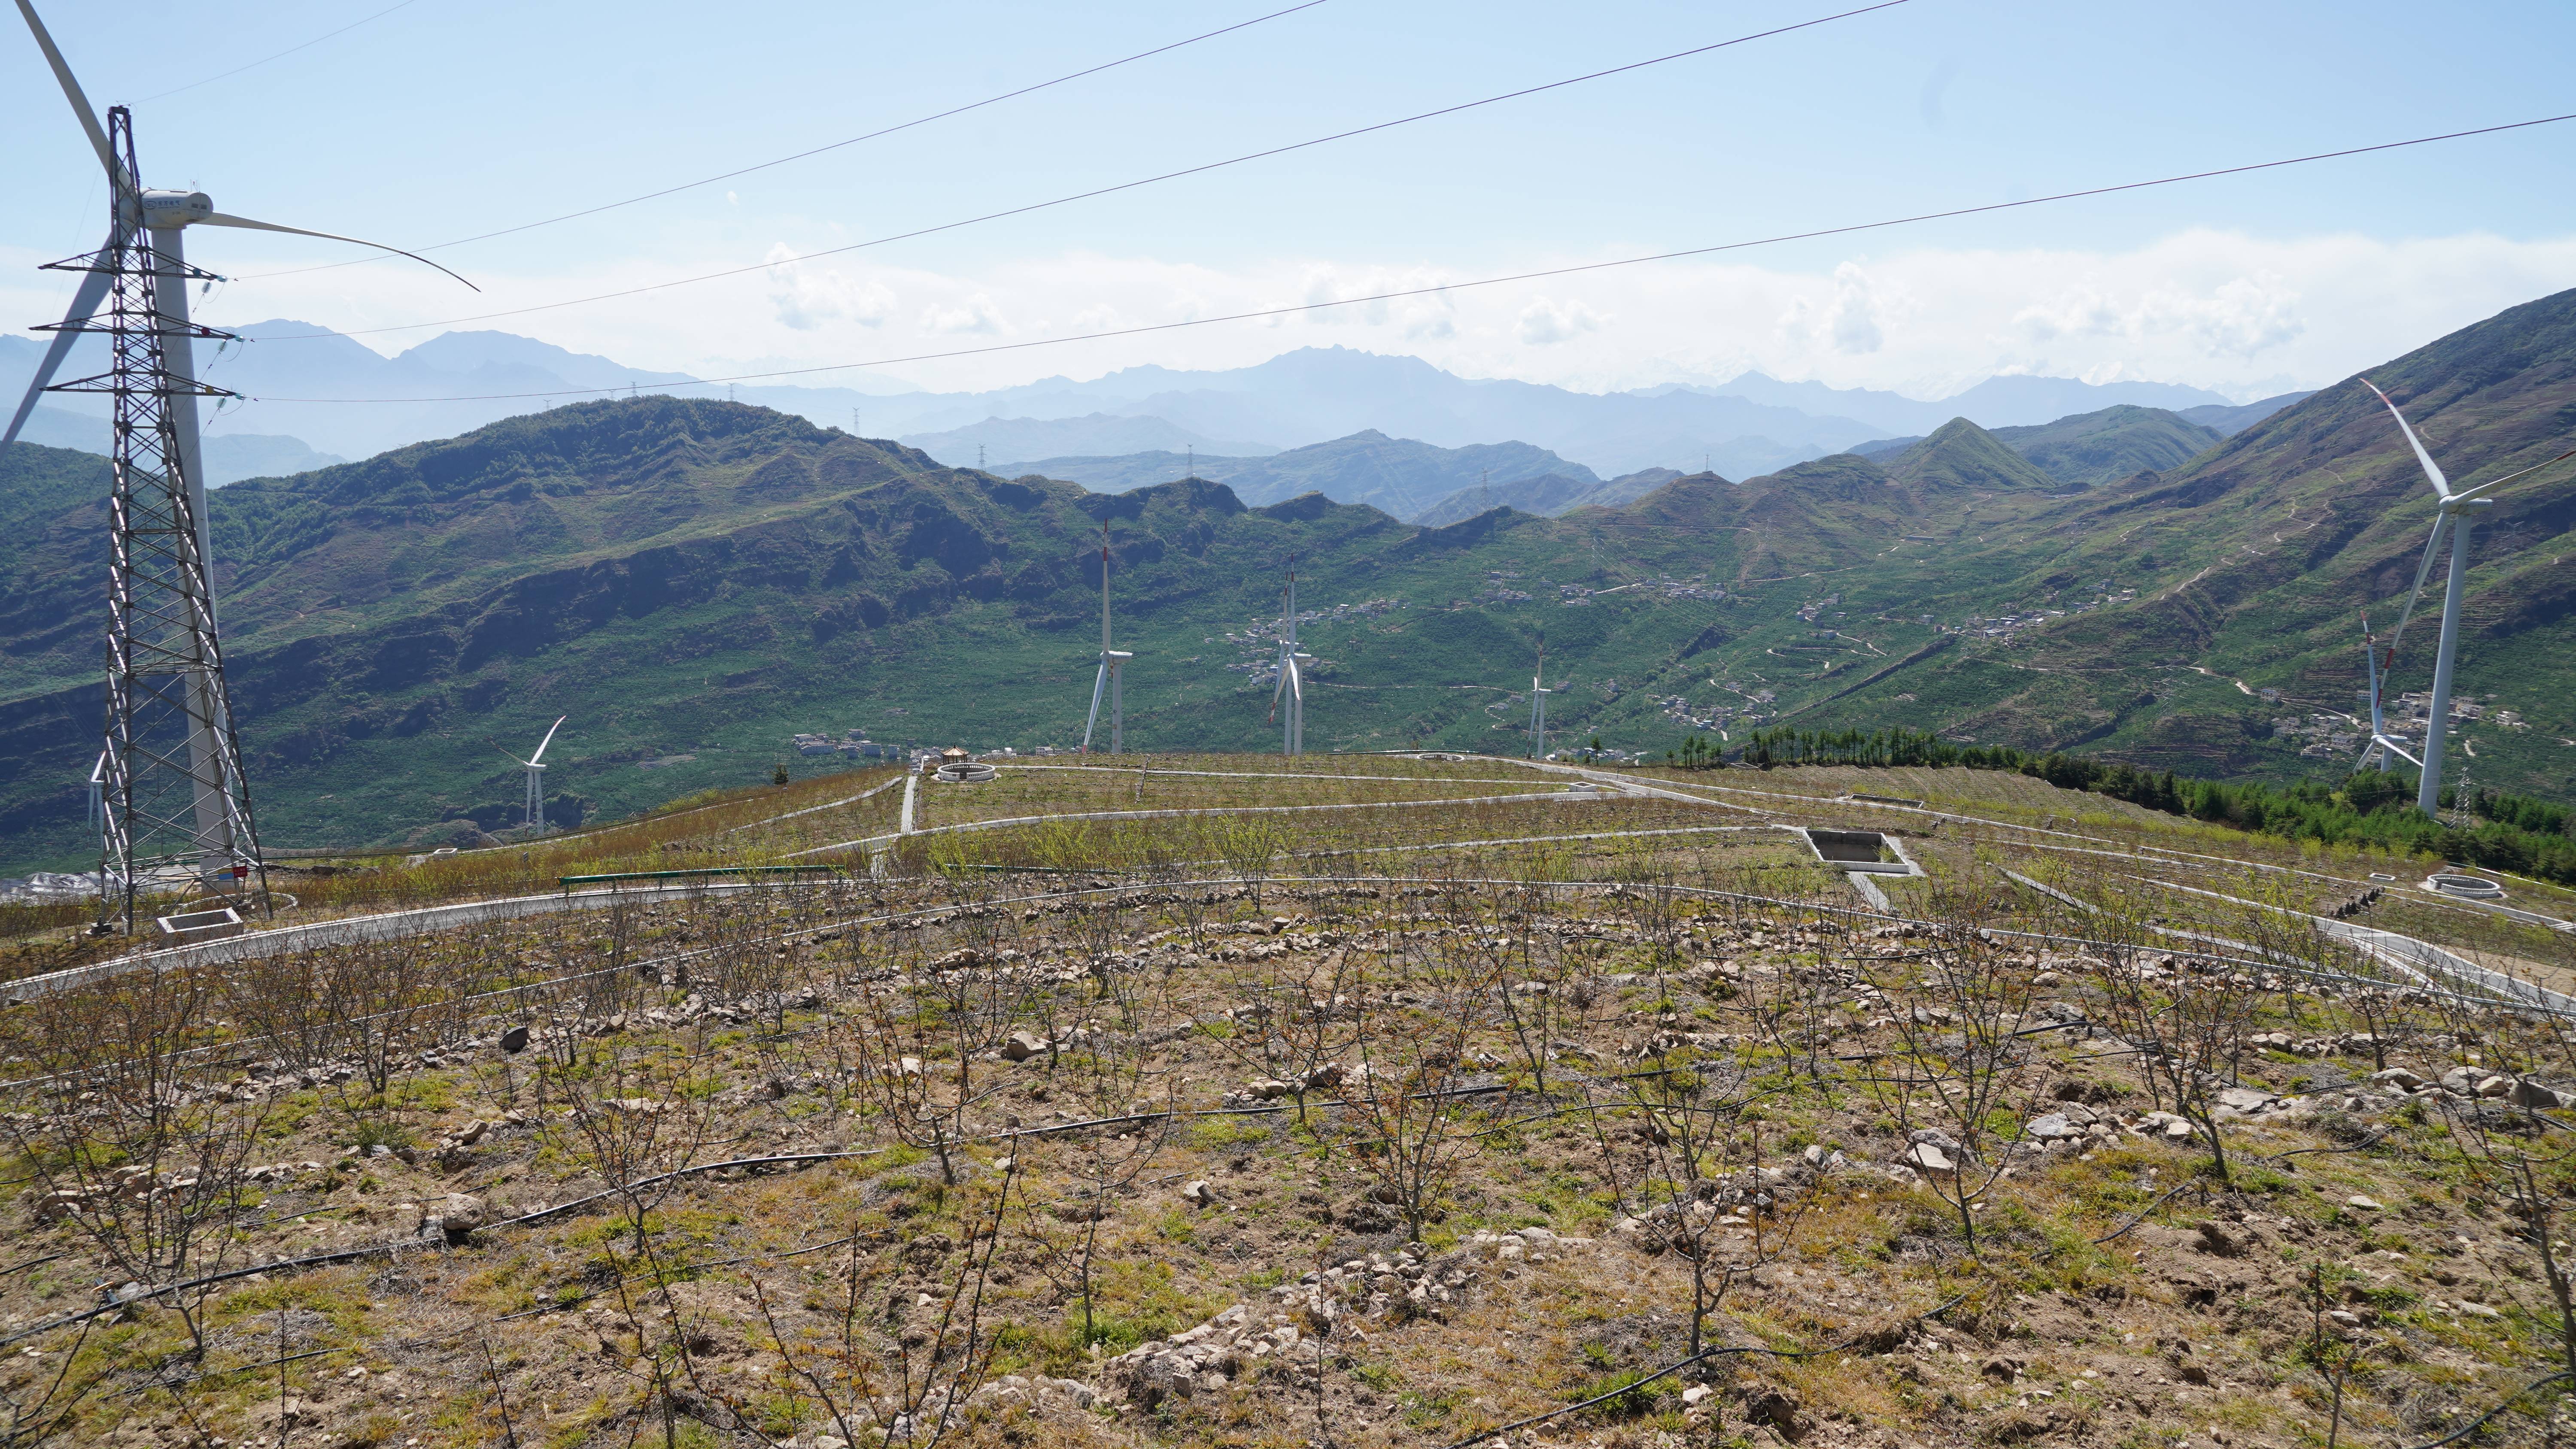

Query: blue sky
6,0,2575,402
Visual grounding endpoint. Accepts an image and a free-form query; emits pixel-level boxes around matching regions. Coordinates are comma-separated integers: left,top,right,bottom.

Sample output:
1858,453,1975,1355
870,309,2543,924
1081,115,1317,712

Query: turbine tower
1080,522,1133,754
1526,634,1551,759
498,717,568,836
1268,564,1309,756
2354,615,2418,775
7,1,472,929
2363,385,2572,817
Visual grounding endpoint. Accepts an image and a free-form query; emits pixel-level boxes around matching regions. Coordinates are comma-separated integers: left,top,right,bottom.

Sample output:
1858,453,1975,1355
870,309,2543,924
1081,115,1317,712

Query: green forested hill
3,290,2572,873
1991,404,2226,487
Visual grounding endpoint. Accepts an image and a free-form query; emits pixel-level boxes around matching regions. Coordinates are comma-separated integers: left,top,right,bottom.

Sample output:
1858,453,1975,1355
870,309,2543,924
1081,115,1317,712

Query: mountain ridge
3,296,2565,873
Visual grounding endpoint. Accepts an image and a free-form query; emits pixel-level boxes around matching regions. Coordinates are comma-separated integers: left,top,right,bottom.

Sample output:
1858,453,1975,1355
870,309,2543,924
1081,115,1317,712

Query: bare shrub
1864,879,2049,1258
754,1162,1020,1446
3,968,271,1351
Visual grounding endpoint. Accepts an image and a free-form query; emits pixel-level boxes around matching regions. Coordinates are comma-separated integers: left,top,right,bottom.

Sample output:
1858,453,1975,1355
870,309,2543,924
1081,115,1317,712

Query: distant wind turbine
1268,562,1309,756
1527,633,1552,759
2354,615,2418,774
2359,380,2574,817
498,717,568,836
1081,522,1133,755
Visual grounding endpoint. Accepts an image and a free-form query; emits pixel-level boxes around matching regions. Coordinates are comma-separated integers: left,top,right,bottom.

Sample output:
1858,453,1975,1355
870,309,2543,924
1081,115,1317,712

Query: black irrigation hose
2398,1370,2573,1449
0,1076,1544,1352
2257,1128,2396,1163
0,1146,890,1352
1437,1290,1971,1449
3,868,2535,1355
2090,1182,2203,1245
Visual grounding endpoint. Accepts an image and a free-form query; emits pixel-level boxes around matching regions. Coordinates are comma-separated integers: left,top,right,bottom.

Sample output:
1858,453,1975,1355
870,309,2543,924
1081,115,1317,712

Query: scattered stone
423,1194,485,1243
2509,1079,2567,1109
498,1025,531,1054
1181,1180,1218,1208
2370,1067,2426,1091
1002,1030,1048,1062
2025,1113,2084,1142
2215,1086,2277,1116
1903,1143,1955,1175
1744,1383,1806,1437
2347,1195,2385,1211
2140,1112,2195,1142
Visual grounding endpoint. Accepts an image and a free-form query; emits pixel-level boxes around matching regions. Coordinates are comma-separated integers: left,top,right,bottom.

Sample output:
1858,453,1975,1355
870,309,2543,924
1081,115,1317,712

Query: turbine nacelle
131,189,214,228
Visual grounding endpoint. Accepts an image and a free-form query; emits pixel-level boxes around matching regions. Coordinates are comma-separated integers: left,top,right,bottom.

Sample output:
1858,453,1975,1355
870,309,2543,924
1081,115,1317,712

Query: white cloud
1294,263,1457,340
761,243,893,332
1515,295,1606,345
110,227,2576,404
1825,263,1889,355
919,293,1005,336
2013,269,2303,361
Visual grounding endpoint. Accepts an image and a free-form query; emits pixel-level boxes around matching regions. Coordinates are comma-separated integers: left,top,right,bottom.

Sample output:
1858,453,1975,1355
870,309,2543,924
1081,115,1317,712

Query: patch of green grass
1189,1117,1272,1149
1571,1367,1665,1419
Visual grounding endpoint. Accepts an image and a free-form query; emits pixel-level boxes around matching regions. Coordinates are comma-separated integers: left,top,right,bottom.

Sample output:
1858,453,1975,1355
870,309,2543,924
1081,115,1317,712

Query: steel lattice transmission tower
10,0,475,930
49,113,265,931
47,110,268,927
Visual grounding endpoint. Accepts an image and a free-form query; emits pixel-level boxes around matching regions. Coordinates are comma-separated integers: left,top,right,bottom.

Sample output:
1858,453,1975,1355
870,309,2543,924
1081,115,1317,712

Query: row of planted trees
1,841,2572,1445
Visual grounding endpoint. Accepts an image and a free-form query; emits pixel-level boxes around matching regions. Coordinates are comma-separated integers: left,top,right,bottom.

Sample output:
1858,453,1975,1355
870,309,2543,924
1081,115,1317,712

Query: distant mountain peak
1885,418,2057,492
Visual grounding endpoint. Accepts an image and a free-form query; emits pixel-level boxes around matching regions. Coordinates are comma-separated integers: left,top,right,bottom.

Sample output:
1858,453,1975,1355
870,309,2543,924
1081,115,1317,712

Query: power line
232,0,1334,282
243,111,2576,406
136,0,425,103
231,0,1912,339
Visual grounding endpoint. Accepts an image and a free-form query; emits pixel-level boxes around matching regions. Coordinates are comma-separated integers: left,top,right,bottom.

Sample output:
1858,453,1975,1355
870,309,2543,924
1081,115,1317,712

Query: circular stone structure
2422,872,2505,900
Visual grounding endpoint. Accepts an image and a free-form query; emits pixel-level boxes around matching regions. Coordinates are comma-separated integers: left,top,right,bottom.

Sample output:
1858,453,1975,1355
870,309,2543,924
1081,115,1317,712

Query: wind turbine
1080,522,1133,754
2357,380,2576,818
1268,563,1310,756
498,717,568,836
2354,614,2418,774
8,0,474,928
1526,634,1552,759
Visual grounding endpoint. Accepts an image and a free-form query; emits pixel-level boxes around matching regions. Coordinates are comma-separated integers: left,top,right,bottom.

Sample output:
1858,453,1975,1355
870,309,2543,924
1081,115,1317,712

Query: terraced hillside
0,752,2568,1448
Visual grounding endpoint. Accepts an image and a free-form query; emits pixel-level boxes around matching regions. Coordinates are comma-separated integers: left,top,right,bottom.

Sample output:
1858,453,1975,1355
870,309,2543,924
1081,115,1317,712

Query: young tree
753,1163,1020,1448
1864,880,2050,1258
1617,1046,1785,1358
6,967,273,1353
1329,916,1500,1241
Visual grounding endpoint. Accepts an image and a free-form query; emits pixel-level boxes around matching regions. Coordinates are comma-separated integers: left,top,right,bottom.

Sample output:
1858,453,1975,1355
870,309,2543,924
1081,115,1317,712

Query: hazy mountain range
0,285,2565,874
8,326,2288,485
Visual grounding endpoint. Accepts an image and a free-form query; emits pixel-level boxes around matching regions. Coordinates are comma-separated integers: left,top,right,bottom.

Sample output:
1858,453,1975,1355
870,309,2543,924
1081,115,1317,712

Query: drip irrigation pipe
1436,1290,1971,1449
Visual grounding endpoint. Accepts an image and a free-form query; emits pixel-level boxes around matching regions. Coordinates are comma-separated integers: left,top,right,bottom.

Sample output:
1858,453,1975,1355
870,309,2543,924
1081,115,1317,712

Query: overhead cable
233,0,1914,336
138,0,425,103
234,0,1335,280
246,110,2576,405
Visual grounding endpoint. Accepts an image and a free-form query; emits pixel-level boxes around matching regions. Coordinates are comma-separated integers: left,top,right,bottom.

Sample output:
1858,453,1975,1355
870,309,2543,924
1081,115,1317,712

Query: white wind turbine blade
195,212,479,291
528,715,568,766
3,234,115,447
2377,737,2422,768
1081,662,1108,752
12,0,118,183
2360,379,2450,498
2362,627,2388,737
2379,517,2450,659
2448,446,2576,503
